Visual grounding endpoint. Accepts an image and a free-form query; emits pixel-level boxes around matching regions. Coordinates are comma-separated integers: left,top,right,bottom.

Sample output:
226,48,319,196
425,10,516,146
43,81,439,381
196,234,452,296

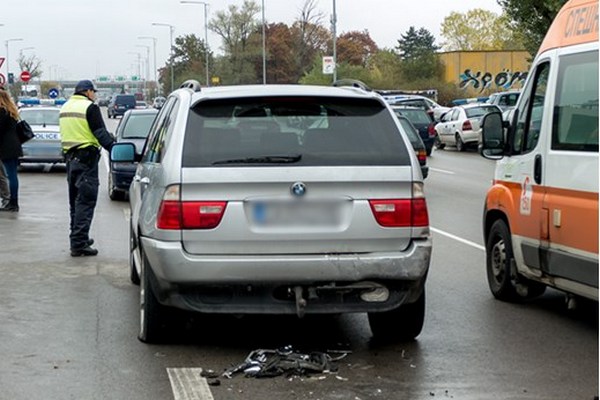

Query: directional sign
20,71,31,83
48,88,59,99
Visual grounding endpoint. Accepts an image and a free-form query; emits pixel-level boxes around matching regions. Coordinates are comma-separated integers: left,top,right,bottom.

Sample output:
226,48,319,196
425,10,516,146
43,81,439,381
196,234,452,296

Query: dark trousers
66,155,99,250
2,158,19,201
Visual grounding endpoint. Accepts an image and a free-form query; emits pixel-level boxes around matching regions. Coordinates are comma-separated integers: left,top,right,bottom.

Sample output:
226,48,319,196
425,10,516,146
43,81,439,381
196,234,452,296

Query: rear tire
434,135,445,150
456,134,465,152
138,250,169,343
486,220,546,302
129,224,140,285
368,291,425,342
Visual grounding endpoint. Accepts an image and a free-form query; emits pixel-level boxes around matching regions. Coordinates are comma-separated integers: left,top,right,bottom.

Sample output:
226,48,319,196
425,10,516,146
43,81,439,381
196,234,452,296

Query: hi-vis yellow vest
59,94,100,152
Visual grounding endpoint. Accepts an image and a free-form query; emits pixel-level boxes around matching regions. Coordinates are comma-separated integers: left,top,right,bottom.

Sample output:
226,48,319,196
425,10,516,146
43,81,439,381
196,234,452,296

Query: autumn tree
17,54,43,79
497,0,567,55
440,8,523,51
336,30,379,67
290,0,331,80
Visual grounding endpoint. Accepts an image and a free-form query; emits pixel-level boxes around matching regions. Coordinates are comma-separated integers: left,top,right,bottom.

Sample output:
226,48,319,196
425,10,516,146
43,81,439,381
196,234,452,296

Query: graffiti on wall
459,69,528,92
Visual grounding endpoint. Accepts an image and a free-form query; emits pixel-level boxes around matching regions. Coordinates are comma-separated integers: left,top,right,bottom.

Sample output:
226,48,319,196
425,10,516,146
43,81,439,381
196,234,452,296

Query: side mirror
479,112,505,159
110,142,136,162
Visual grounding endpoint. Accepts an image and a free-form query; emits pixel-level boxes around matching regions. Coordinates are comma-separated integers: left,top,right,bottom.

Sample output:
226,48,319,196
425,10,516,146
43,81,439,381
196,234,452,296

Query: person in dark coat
0,88,22,212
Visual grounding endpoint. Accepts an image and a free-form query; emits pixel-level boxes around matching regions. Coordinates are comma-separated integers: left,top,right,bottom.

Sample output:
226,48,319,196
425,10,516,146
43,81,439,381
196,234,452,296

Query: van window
116,95,136,107
512,62,550,154
183,97,410,167
552,50,599,152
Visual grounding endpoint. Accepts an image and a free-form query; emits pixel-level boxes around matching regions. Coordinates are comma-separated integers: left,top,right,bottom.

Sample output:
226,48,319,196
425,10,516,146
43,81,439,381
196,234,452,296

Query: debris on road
221,345,351,379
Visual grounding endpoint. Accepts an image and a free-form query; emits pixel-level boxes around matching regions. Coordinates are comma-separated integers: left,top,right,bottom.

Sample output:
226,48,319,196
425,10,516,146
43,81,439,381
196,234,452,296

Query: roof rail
179,79,202,92
332,79,372,92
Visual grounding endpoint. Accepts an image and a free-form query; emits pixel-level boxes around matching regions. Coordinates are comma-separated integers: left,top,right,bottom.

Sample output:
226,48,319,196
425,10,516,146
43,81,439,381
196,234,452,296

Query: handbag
16,120,35,144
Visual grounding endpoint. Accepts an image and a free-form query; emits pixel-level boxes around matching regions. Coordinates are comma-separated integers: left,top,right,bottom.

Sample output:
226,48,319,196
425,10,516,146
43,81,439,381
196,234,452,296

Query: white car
383,94,450,121
434,104,501,152
19,106,63,164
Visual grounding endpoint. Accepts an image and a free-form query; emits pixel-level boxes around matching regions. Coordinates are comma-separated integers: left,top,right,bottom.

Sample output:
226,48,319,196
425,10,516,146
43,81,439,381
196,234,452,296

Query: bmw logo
291,182,306,197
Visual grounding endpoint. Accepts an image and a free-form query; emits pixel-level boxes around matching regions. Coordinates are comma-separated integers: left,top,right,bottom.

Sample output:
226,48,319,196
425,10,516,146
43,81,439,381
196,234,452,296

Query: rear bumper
141,236,432,314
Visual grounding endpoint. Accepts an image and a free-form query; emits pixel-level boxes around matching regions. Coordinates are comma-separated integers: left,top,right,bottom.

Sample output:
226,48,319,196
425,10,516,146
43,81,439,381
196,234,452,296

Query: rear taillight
416,149,427,164
462,120,473,131
428,123,436,138
368,183,429,228
156,186,227,230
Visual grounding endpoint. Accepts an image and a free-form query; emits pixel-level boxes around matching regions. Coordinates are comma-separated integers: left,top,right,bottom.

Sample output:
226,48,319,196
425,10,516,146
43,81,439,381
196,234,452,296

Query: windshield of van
183,96,410,167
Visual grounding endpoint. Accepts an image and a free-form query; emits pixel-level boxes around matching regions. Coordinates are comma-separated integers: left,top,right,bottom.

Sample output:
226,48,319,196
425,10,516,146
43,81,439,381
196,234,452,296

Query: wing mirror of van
479,111,505,159
110,142,137,162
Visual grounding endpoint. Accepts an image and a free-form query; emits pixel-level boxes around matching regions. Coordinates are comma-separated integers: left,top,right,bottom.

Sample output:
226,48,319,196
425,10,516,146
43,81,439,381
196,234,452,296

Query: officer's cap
75,80,97,93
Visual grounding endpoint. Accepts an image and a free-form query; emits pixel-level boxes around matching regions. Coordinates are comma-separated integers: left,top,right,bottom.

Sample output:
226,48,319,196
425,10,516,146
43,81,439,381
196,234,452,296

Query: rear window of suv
183,96,410,167
115,95,136,106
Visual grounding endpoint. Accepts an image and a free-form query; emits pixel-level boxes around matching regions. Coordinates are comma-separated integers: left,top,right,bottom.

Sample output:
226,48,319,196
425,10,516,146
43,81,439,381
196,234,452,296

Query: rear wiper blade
212,154,302,165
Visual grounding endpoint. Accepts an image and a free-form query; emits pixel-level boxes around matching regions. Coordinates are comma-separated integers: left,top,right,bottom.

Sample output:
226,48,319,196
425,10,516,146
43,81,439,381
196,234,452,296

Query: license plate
34,132,59,140
253,200,343,227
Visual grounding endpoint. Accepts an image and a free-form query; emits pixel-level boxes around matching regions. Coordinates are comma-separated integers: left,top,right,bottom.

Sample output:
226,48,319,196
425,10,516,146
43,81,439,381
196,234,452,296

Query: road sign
20,71,31,83
322,56,335,75
48,88,59,99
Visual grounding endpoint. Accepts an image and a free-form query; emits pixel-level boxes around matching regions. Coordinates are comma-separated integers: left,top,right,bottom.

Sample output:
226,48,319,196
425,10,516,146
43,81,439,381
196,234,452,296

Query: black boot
0,199,18,212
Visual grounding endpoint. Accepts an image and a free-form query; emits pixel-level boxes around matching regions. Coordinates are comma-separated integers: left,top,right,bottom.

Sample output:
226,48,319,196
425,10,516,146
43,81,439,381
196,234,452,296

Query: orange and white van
479,0,598,303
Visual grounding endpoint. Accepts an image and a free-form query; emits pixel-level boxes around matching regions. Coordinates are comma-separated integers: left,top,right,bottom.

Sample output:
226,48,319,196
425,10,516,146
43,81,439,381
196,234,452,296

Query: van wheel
138,250,169,343
434,135,445,150
486,220,546,302
368,291,425,342
456,134,465,152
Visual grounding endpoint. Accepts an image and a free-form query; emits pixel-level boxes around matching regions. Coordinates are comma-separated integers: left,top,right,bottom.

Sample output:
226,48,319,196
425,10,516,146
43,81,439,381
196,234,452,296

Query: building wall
439,50,531,95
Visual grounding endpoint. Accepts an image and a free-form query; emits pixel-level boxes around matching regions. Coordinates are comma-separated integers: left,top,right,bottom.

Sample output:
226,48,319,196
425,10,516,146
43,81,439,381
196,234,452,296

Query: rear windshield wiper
212,154,302,165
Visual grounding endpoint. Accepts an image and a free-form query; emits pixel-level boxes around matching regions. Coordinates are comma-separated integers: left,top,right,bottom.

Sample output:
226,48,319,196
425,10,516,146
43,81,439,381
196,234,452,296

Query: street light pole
152,22,175,93
262,0,266,84
332,0,337,82
180,1,210,87
5,38,23,89
138,36,158,85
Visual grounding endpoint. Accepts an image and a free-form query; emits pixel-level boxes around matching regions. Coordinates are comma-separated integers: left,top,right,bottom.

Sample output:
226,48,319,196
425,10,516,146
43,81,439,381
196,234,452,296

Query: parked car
108,108,158,200
384,95,450,121
486,90,520,111
107,94,136,118
152,96,166,109
111,81,432,343
18,106,63,165
434,104,501,151
396,115,428,179
392,106,437,155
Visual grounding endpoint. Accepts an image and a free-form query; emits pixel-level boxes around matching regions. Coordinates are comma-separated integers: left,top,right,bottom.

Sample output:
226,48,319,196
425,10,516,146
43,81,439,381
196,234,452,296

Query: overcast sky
0,0,502,81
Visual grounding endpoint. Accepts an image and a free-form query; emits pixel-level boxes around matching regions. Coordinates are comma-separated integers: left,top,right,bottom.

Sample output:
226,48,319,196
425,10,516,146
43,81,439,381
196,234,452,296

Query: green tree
209,0,261,84
497,0,567,55
160,34,211,92
395,26,439,60
440,8,523,51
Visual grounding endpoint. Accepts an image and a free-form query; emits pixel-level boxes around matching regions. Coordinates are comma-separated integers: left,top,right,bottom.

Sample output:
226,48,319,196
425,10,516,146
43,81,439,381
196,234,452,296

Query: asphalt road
0,113,597,400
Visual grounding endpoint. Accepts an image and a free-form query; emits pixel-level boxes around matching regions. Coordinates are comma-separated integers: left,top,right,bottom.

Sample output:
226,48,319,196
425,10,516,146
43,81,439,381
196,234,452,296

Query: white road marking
429,167,455,175
431,227,485,251
168,368,215,400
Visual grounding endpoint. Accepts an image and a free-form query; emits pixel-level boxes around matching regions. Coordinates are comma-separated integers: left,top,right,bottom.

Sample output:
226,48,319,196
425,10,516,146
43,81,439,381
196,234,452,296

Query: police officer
60,80,115,257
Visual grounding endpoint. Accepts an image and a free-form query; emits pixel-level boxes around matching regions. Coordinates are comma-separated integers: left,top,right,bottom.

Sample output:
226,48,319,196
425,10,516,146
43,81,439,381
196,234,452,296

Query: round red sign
20,71,31,83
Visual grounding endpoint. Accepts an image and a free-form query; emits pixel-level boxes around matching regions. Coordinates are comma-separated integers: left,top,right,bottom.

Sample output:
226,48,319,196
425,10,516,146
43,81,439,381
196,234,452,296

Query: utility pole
180,1,210,87
332,0,337,82
152,23,175,92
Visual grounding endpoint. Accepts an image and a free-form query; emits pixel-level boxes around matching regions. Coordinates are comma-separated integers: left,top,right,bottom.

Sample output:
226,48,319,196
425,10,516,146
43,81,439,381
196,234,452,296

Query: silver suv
111,81,432,343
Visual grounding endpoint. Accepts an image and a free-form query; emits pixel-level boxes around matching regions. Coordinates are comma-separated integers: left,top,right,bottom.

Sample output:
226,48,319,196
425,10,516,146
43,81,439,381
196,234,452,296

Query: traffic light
8,73,14,84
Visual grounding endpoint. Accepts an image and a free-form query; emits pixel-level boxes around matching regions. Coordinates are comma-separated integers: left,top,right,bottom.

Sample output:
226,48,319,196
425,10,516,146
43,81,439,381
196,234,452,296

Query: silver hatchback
111,82,432,343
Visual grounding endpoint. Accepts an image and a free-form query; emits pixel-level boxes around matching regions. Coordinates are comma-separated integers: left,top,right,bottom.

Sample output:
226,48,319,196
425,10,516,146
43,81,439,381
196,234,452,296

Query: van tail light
428,123,436,138
462,120,473,131
156,186,227,230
